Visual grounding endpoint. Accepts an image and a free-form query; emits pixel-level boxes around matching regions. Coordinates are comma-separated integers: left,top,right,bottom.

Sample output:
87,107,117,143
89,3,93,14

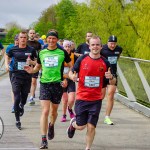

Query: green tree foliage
33,0,149,59
4,23,21,44
34,5,57,35
126,0,150,59
55,0,77,39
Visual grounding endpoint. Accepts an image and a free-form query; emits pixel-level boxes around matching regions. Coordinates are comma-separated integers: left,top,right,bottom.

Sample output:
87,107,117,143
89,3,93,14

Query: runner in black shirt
100,35,122,125
74,32,93,57
5,31,37,130
27,29,41,105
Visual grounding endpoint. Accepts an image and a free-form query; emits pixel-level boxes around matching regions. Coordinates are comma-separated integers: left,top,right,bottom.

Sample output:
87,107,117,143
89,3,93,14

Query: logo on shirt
0,117,4,139
83,64,88,69
115,52,120,54
99,66,104,71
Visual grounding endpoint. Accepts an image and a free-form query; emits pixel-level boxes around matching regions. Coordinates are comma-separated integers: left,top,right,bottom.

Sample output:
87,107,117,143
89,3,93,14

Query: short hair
89,36,102,45
47,29,58,35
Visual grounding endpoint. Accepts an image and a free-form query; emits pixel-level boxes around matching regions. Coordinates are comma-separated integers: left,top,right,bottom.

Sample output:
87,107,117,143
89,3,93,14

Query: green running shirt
37,48,71,83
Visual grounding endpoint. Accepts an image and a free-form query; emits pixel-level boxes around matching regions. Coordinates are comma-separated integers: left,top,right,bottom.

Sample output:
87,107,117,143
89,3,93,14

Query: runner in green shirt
24,30,72,149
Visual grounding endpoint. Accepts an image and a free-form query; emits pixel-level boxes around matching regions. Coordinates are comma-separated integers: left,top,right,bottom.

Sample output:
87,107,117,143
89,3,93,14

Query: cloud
0,0,86,29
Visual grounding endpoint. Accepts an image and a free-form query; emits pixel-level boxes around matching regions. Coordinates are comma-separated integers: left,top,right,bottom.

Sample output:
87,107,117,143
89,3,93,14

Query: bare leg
40,100,50,135
85,123,95,150
105,85,116,116
30,78,37,98
50,102,59,125
62,92,68,115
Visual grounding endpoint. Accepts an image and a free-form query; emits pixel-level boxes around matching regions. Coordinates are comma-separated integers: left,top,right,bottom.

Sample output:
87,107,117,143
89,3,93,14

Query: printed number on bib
17,62,26,70
108,56,117,64
84,76,100,87
44,56,58,67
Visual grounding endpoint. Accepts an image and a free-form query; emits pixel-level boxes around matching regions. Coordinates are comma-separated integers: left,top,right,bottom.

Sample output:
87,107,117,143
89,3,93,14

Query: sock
30,96,33,99
105,116,110,119
42,135,47,142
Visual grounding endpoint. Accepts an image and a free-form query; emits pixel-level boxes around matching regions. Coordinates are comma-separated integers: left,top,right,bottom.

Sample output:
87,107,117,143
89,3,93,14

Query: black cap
108,35,117,42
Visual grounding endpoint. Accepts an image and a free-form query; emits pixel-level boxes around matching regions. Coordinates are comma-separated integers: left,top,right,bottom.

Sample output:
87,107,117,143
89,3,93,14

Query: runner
67,36,116,150
61,40,76,122
5,34,19,113
24,30,72,149
101,35,122,125
74,31,93,57
5,31,37,130
27,29,41,105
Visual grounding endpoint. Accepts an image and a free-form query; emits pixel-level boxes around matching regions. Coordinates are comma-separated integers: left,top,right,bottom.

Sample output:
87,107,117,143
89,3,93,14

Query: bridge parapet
116,56,150,117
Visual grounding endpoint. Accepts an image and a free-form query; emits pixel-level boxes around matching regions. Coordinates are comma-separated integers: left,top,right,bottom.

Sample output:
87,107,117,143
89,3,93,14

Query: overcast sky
0,0,86,29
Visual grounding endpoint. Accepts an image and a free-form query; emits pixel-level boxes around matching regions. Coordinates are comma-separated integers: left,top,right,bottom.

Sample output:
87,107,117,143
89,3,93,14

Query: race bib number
44,56,58,67
64,67,69,74
84,76,100,87
108,56,117,64
17,62,26,70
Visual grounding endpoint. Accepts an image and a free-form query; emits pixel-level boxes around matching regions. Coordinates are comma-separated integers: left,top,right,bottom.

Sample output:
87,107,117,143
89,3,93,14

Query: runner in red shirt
67,36,116,150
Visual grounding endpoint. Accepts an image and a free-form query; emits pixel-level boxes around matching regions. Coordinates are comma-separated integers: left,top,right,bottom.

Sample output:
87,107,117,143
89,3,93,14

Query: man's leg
104,85,116,125
61,92,68,122
40,100,50,149
85,123,95,150
48,102,59,140
40,100,50,135
28,77,37,104
68,92,75,119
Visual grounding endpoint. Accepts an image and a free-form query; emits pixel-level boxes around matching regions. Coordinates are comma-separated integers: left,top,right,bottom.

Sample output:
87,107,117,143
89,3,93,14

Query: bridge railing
0,55,6,76
116,56,150,117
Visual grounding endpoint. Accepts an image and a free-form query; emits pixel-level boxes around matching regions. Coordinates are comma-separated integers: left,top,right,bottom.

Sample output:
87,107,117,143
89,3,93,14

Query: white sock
105,116,110,119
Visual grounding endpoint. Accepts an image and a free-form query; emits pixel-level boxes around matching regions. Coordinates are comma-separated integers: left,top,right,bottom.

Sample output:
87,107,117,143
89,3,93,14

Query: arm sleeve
37,52,41,64
75,44,82,53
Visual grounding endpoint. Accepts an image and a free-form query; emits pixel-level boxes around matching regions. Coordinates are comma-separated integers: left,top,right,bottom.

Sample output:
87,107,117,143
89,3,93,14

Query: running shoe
68,106,75,119
61,115,67,122
67,117,76,138
16,121,21,130
104,117,114,125
40,140,48,149
28,98,35,105
11,105,15,113
19,103,24,116
48,123,54,140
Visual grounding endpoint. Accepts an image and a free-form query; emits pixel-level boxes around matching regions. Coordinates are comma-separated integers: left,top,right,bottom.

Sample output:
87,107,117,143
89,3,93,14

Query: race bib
17,62,26,70
84,76,100,87
64,67,69,74
108,56,117,64
44,56,58,67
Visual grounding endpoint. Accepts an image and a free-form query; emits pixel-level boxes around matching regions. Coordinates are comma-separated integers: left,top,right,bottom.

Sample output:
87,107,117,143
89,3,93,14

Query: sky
0,0,86,29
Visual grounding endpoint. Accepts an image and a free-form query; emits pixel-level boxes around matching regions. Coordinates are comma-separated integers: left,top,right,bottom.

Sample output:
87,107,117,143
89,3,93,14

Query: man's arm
5,54,11,72
24,63,41,74
105,67,116,85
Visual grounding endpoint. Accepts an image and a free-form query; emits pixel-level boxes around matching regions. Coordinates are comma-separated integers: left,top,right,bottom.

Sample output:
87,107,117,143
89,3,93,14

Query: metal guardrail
0,55,6,76
115,56,150,117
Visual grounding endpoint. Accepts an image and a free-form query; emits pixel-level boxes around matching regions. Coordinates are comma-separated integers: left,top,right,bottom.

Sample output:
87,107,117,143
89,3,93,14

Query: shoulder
100,56,110,66
102,44,108,49
116,45,122,51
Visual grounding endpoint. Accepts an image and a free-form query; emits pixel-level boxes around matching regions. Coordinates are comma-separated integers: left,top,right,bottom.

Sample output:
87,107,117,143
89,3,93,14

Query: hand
105,67,113,79
72,71,78,82
26,59,32,65
24,65,33,74
60,79,68,88
5,64,10,72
